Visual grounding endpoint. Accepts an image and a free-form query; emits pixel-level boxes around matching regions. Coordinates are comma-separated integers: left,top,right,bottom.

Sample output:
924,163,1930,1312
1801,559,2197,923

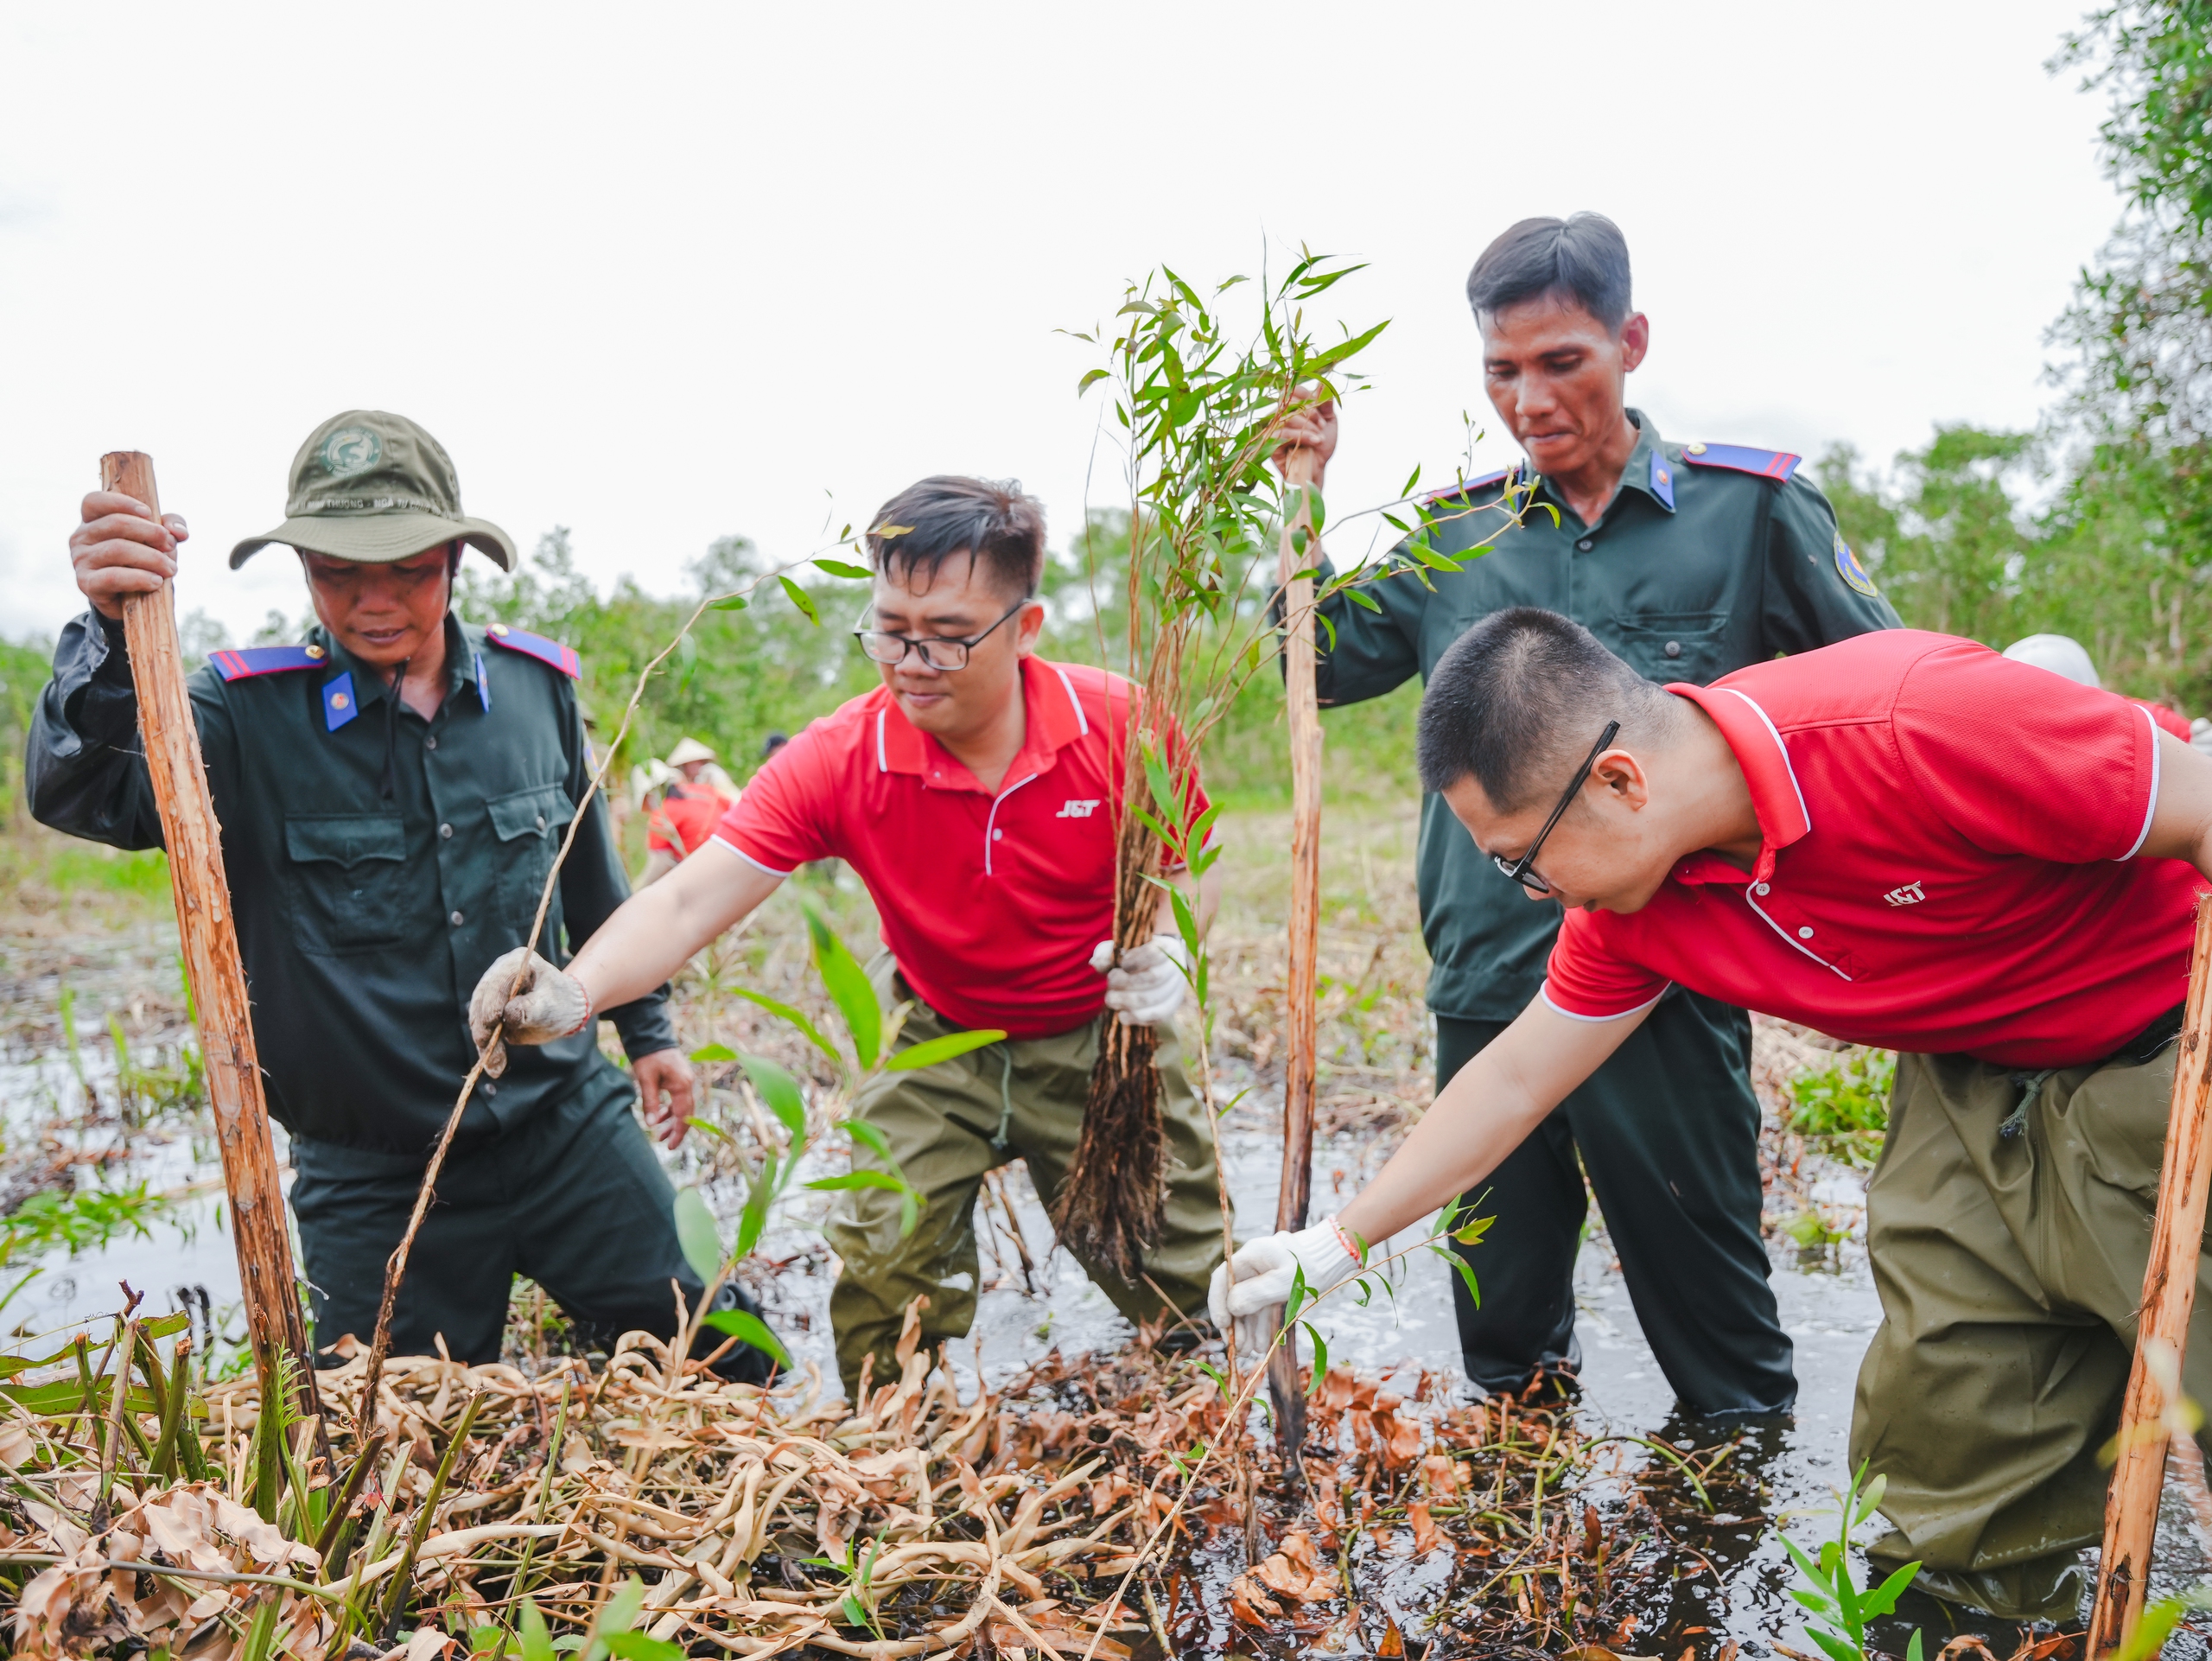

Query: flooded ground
9,838,2212,1655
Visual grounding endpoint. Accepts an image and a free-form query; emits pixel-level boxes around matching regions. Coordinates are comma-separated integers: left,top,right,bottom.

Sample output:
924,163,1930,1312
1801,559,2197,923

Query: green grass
1783,1048,1896,1166
39,843,172,897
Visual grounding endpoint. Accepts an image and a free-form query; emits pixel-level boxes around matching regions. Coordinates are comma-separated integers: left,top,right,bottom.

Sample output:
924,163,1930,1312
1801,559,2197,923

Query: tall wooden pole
101,453,325,1445
2088,896,2212,1655
1267,449,1324,1456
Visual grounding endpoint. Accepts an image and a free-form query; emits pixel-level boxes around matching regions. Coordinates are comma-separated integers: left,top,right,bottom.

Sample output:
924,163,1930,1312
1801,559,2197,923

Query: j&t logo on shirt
1056,799,1102,818
1884,881,1926,907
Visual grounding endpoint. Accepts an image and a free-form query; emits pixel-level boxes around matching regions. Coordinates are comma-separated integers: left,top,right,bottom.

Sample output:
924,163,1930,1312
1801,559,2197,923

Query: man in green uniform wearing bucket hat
28,410,774,1377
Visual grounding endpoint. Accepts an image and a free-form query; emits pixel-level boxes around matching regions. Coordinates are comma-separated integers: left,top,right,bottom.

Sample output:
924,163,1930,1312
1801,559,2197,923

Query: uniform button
1576,538,1593,552
1754,882,1770,895
535,815,546,831
482,1080,497,1097
1664,640,1682,659
992,829,1004,841
425,735,439,751
1797,926,1815,939
449,910,465,926
439,823,453,840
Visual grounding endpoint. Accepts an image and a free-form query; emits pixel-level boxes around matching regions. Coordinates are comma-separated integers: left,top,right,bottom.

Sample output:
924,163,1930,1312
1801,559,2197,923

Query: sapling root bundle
1058,767,1175,1283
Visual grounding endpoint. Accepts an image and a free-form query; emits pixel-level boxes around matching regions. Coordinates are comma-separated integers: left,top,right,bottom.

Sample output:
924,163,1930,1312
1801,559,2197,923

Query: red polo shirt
1543,630,2200,1067
711,656,1205,1039
648,786,728,857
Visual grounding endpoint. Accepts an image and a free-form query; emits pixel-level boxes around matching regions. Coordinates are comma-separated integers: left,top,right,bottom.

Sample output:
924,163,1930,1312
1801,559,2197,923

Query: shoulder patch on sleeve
1681,442,1802,483
1834,531,1880,597
484,623,582,679
208,644,328,681
1416,466,1514,508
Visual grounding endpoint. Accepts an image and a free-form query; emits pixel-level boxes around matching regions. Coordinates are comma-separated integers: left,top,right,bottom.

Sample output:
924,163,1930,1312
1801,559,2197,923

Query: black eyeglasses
854,599,1031,671
1493,720,1620,894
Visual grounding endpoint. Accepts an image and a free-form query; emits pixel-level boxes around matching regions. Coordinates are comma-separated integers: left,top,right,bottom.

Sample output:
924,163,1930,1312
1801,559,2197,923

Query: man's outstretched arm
470,841,784,1060
1210,993,1649,1349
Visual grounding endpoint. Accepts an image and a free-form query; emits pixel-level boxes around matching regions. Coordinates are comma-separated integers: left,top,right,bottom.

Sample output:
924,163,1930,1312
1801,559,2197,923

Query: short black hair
866,475,1046,598
1416,608,1675,811
1465,213,1633,331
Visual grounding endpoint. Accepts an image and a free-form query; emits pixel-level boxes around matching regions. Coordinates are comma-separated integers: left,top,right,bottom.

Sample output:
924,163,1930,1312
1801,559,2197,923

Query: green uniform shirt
26,610,674,1156
1313,410,1900,1021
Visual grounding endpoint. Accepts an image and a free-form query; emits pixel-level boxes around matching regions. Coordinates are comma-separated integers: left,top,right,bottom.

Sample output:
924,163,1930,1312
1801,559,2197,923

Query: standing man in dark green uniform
1275,214,1897,1415
27,410,771,1377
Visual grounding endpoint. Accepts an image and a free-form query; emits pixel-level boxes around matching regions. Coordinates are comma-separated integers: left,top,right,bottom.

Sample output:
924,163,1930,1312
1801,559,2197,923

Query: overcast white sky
0,2,2126,645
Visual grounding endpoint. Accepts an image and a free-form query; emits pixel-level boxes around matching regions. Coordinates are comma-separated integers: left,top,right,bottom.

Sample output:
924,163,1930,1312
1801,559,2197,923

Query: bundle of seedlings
1055,251,1532,1319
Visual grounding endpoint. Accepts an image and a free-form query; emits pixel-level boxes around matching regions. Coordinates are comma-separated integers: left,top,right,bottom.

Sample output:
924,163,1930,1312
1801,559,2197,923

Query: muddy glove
468,947,592,1078
1088,934,1190,1028
1208,1219,1364,1365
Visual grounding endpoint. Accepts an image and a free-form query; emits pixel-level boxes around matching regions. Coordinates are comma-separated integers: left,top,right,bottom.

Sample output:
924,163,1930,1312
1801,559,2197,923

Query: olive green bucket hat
227,410,518,570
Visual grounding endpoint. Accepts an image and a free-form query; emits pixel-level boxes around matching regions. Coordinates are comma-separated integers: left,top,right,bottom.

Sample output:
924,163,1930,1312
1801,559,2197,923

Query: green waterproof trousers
827,961,1227,1397
1852,1031,2209,1587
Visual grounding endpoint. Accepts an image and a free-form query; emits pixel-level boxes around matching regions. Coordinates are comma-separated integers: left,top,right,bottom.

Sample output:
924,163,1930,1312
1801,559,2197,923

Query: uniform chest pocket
283,813,409,955
1611,610,1730,685
487,783,575,946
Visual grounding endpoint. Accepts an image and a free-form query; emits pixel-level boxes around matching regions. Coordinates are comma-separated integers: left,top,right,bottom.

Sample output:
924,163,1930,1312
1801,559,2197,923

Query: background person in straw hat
639,736,740,886
27,409,774,1378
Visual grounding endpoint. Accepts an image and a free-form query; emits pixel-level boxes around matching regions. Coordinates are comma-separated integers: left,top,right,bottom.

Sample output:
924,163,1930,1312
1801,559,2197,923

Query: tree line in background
3,2,2204,823
1835,2,2212,709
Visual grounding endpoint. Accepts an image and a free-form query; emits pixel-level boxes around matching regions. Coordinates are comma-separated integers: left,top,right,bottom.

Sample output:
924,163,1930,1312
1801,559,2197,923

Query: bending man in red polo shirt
1215,606,2212,1624
473,475,1225,1396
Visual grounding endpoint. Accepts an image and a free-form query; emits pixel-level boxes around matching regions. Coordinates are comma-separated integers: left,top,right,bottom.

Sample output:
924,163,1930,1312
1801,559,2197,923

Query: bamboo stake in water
99,451,326,1455
1267,446,1324,1459
2088,896,2212,1655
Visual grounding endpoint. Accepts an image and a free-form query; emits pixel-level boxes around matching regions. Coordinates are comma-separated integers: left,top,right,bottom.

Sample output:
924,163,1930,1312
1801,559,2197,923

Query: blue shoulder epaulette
1681,442,1802,483
484,623,582,679
208,644,330,681
1416,466,1515,509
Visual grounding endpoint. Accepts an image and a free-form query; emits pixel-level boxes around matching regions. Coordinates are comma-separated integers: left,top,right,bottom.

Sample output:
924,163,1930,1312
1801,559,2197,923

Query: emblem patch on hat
321,427,383,478
1834,531,1879,597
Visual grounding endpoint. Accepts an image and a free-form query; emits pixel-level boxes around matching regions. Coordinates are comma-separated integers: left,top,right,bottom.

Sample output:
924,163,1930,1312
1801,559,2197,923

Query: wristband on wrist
1329,1216,1367,1267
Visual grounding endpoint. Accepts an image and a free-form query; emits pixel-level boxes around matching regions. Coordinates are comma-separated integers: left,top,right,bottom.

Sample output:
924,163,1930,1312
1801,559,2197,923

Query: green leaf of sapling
814,558,871,579
803,900,880,1069
779,574,821,624
737,1054,809,1142
804,1171,910,1194
671,1187,725,1282
886,1029,1007,1072
729,989,839,1064
702,1308,792,1370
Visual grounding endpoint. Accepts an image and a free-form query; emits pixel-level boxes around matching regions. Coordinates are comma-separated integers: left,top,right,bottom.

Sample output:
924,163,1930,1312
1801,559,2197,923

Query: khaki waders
827,959,1227,1397
1852,1013,2197,1621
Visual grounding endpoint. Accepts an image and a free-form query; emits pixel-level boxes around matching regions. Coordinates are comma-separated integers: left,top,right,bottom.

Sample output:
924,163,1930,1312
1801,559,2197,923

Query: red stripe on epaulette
1417,467,1513,508
1681,443,1802,484
485,626,582,679
207,645,325,681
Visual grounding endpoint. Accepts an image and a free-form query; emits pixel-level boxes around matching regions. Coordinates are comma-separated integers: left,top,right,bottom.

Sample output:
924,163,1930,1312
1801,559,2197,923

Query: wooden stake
1267,448,1324,1457
2088,895,2212,1654
100,452,325,1447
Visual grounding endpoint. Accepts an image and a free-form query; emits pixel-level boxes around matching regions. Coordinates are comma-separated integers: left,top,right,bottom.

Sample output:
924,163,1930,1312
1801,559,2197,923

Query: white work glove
1207,1218,1364,1365
2193,716,2212,760
1088,934,1190,1027
468,947,592,1077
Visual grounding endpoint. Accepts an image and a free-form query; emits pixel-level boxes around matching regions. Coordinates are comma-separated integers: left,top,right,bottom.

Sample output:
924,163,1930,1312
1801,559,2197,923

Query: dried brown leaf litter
0,1295,1765,1661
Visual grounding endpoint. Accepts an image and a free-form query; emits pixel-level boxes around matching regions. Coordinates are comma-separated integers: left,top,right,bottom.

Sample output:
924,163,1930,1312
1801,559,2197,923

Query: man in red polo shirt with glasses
474,475,1225,1396
1215,606,2212,1623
